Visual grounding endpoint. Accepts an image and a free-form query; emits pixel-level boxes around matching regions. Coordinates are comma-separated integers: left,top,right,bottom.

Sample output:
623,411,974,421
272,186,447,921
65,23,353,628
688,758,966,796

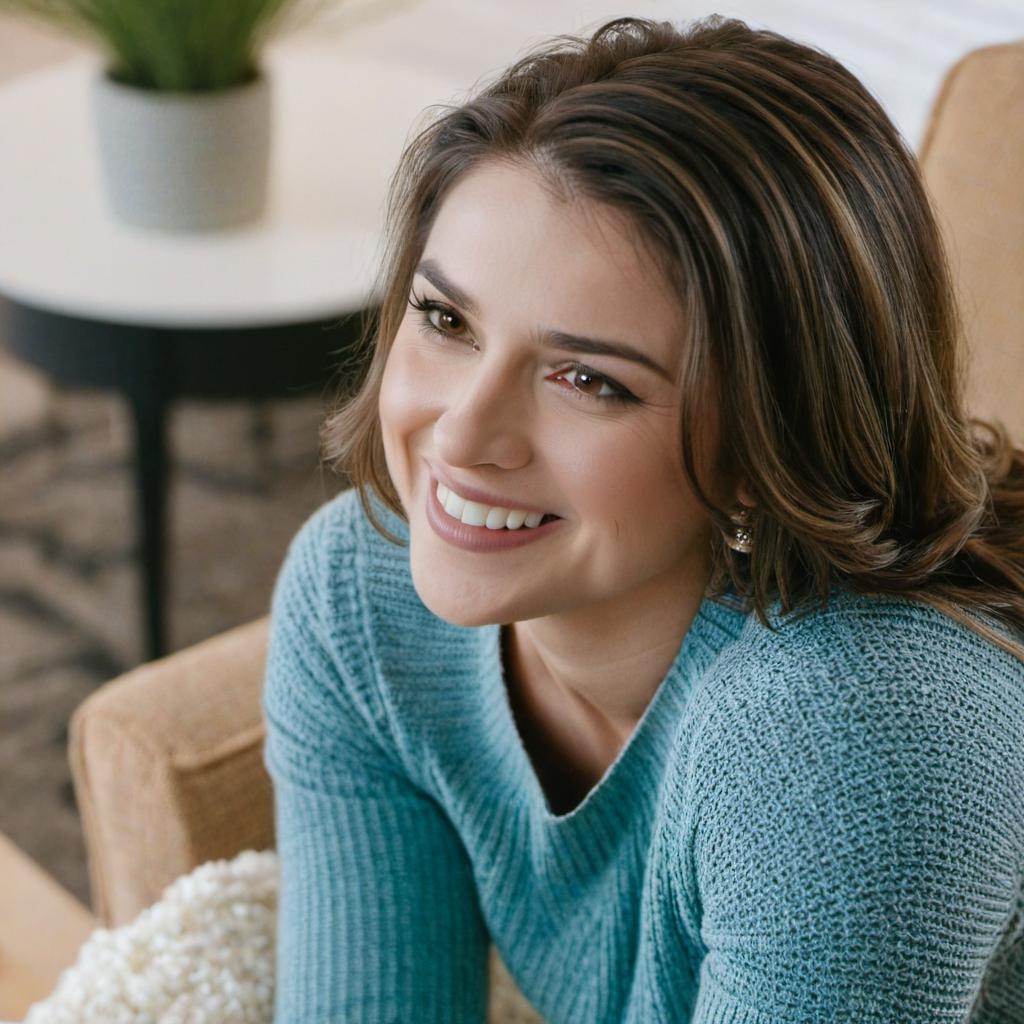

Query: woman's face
379,159,717,629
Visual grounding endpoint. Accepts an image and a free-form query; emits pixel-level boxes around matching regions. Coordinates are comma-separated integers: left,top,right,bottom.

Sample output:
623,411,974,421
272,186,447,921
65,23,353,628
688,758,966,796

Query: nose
432,351,532,469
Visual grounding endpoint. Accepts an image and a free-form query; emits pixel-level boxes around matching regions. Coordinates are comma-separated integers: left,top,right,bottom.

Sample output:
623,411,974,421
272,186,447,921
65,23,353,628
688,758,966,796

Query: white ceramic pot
91,68,272,232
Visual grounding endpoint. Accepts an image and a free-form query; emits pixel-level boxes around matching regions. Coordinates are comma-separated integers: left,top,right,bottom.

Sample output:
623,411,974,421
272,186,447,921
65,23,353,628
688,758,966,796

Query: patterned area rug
0,346,345,908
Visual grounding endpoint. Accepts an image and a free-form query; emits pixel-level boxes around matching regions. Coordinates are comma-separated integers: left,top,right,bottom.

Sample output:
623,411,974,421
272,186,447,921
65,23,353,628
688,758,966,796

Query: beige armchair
67,38,1023,1024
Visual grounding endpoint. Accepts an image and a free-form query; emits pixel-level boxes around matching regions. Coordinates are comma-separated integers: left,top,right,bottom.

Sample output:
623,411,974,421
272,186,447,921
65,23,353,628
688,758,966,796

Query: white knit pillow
24,849,278,1024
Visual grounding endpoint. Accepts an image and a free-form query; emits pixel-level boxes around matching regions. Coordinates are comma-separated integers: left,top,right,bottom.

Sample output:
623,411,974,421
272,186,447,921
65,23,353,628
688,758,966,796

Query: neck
502,573,711,736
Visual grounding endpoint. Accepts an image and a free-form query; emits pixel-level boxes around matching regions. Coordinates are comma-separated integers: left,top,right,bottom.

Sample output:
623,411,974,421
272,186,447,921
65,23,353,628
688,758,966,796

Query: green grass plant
0,0,341,90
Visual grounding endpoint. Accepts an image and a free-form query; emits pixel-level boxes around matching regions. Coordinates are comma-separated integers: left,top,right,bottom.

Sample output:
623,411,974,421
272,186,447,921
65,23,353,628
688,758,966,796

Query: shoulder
270,484,421,635
269,486,373,606
263,487,406,757
673,586,1024,825
272,485,400,590
690,586,1024,734
656,588,1024,1019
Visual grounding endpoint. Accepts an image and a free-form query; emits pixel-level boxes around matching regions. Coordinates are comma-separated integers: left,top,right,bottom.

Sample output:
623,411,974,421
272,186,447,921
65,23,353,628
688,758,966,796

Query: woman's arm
262,506,490,1023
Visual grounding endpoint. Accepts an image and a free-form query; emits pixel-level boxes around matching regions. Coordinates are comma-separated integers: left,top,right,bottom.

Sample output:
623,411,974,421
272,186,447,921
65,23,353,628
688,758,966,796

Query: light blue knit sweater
261,486,1024,1023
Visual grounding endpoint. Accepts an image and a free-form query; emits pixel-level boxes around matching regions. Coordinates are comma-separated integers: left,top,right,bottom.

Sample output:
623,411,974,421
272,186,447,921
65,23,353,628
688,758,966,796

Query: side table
0,45,459,661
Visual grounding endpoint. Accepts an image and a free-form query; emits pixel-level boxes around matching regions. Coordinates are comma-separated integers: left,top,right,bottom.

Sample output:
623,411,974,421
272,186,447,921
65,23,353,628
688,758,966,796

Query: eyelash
406,291,639,406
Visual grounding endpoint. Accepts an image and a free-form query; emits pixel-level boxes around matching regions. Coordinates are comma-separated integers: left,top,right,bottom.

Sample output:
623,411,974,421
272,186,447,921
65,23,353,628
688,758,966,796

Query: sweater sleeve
261,503,491,1023
676,643,1022,1024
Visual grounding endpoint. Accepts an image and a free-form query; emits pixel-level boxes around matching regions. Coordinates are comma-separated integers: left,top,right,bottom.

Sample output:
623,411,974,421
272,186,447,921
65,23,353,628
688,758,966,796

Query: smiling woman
321,18,1024,664
375,159,718,672
262,13,1024,1024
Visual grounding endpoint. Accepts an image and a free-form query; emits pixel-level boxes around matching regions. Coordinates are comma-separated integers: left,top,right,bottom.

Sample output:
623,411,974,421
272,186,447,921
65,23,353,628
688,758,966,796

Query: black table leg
0,295,365,670
121,328,169,662
127,387,168,662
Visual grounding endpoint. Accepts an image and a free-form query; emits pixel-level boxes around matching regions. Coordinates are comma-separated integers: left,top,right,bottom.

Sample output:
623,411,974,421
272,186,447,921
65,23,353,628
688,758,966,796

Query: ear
735,483,756,508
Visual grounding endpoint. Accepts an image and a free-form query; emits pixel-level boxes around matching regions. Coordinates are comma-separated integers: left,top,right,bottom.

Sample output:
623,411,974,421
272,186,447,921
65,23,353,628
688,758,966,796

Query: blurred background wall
1,0,1021,909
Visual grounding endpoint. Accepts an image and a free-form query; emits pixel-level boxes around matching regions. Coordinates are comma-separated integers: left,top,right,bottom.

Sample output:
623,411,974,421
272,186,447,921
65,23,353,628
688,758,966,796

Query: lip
426,475,566,553
426,462,556,518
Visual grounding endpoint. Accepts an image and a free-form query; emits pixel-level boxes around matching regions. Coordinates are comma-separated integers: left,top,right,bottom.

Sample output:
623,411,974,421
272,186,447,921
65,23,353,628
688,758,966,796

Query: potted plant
0,0,339,231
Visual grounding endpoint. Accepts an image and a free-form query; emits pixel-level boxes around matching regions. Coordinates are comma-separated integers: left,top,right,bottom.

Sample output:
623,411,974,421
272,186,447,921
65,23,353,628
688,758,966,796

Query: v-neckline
501,626,624,817
491,622,687,825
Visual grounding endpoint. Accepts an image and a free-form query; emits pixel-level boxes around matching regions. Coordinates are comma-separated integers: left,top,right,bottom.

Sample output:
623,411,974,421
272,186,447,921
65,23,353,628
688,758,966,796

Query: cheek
377,345,422,494
379,339,431,433
562,424,698,530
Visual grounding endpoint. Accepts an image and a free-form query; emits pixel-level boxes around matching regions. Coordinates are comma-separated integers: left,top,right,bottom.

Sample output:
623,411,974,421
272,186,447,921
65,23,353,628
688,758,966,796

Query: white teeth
505,509,528,530
461,500,489,527
436,481,551,530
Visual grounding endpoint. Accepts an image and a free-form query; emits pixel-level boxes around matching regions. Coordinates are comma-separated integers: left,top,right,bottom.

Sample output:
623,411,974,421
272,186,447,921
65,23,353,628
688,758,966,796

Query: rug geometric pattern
0,346,343,907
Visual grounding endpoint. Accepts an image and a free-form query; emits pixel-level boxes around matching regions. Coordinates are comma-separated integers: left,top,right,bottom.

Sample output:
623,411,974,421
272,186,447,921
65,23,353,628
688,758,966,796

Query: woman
262,14,1024,1022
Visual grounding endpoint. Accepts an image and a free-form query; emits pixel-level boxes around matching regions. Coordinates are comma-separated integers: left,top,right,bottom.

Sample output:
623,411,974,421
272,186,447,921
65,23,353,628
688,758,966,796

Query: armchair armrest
68,616,273,928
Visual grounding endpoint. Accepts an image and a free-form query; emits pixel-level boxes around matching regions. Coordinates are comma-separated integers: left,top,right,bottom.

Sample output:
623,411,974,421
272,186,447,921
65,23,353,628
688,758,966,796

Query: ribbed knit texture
262,487,1024,1023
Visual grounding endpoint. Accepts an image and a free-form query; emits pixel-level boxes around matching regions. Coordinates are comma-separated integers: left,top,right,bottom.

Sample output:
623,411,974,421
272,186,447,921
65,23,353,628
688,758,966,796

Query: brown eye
563,366,605,398
433,307,465,334
554,363,626,403
409,292,469,339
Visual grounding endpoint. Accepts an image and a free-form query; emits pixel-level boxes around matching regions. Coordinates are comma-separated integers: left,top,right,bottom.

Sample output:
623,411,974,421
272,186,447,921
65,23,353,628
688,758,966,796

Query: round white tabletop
0,45,463,328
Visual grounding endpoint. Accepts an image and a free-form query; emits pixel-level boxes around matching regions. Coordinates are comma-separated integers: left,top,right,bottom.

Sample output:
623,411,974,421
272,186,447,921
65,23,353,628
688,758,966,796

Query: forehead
422,160,685,345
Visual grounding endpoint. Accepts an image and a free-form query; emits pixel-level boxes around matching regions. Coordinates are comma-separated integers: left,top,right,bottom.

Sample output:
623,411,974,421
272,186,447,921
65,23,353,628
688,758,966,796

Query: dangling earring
725,506,753,554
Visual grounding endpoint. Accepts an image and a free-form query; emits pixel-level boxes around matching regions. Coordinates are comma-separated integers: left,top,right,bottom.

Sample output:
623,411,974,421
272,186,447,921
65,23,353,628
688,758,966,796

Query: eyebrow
414,258,675,383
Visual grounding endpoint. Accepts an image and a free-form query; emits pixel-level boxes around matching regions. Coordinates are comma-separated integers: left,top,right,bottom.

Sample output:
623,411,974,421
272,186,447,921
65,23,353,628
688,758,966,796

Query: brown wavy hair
320,14,1024,661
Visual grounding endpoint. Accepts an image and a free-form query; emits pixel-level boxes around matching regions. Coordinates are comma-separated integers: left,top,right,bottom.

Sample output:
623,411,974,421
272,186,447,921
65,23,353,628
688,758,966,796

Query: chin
413,589,500,629
407,560,499,628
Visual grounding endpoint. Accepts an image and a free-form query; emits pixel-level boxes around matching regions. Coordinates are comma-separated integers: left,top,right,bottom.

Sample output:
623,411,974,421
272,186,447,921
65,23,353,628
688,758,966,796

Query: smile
426,476,565,553
435,481,559,530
